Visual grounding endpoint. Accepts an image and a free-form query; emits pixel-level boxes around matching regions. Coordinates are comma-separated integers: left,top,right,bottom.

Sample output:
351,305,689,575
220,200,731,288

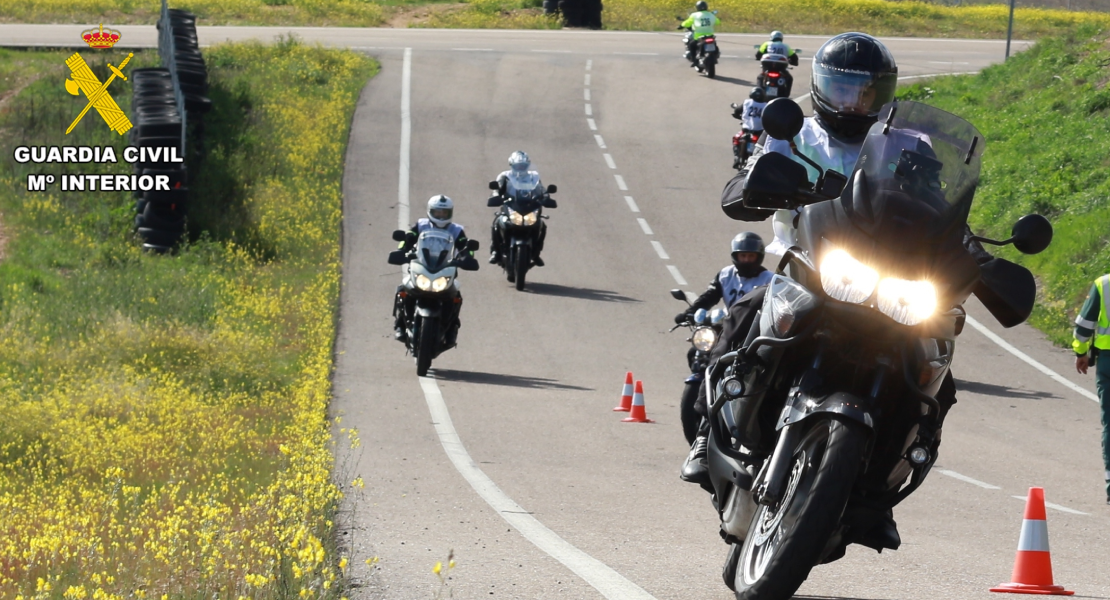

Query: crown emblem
81,24,121,49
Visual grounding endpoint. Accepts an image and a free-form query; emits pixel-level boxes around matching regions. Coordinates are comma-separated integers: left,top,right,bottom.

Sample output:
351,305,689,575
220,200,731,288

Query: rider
490,151,547,268
676,233,772,481
731,87,767,169
679,1,720,68
393,195,475,346
755,30,799,66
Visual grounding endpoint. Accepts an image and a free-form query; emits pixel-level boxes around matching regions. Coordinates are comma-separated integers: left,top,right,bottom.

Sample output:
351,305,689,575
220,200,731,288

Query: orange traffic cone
613,372,634,412
622,380,655,423
989,487,1074,596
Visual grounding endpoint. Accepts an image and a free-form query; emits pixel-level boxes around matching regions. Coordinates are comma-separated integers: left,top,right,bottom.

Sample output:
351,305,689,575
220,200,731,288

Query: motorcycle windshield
506,172,543,209
415,229,454,273
850,101,983,241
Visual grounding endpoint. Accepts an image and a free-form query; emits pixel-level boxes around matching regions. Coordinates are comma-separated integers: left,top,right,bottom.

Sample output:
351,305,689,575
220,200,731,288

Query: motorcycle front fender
777,390,875,432
685,372,704,384
510,236,533,247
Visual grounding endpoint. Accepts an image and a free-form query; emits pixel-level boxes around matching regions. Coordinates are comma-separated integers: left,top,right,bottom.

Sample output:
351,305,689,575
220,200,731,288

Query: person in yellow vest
1071,274,1110,505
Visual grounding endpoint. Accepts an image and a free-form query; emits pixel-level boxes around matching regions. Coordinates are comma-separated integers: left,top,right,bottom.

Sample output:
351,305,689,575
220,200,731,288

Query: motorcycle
730,103,762,170
704,98,1053,598
753,49,797,99
388,228,479,376
487,176,557,291
678,14,720,78
670,289,727,445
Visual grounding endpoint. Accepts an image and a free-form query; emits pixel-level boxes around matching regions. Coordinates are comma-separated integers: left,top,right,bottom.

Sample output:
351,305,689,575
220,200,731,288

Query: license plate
704,43,716,52
766,87,778,97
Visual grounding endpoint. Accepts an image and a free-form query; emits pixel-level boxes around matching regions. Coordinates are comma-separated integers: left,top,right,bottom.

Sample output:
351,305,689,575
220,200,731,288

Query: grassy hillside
897,25,1110,345
0,41,375,598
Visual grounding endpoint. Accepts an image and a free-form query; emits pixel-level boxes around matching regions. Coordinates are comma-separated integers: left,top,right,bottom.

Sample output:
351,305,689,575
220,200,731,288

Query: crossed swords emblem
64,52,134,135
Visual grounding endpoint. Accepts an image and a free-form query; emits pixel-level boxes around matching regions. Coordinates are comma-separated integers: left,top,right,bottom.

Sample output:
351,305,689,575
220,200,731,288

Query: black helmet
730,232,765,274
695,1,708,10
749,87,766,102
811,32,898,139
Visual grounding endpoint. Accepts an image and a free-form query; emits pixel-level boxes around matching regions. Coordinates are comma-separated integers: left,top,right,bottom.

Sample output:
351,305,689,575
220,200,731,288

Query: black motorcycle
705,98,1053,598
487,178,557,291
388,228,479,376
678,15,720,78
754,51,796,99
671,289,727,445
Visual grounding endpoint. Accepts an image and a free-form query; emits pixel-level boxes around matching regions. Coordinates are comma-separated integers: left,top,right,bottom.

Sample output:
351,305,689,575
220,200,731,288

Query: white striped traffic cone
989,487,1073,596
621,380,654,423
613,371,633,412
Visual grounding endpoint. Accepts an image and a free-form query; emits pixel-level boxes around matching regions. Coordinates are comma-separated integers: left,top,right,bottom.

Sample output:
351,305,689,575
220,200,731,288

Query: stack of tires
162,9,212,115
130,68,188,252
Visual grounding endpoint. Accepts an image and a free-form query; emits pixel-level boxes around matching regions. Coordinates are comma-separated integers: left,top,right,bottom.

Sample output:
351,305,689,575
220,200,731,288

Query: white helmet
426,194,454,228
770,30,784,42
508,151,531,173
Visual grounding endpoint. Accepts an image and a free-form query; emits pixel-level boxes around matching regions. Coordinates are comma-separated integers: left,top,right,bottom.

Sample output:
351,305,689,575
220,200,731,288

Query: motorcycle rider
755,30,799,66
393,195,476,346
679,1,720,69
730,87,767,169
489,150,547,268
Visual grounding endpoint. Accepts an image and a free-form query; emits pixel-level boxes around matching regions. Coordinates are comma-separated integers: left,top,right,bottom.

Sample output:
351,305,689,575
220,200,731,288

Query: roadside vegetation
0,40,374,598
897,25,1110,345
4,0,1109,36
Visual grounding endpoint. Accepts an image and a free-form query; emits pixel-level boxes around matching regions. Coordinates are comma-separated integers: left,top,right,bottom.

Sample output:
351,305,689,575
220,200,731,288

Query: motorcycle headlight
522,211,539,226
692,327,717,352
415,274,432,291
761,275,819,337
508,209,524,226
820,248,879,304
430,276,451,293
877,278,937,326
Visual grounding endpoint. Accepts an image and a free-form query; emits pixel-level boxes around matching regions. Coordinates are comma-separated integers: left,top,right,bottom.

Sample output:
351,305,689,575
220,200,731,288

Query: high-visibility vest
1076,275,1110,354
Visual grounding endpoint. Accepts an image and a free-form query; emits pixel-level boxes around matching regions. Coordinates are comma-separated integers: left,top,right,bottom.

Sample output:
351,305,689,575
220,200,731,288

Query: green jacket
758,40,797,57
682,11,720,39
1072,274,1110,355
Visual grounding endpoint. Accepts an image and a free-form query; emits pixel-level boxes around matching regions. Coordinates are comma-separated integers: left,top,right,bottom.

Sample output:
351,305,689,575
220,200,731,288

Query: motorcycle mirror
391,229,406,242
546,184,557,194
670,289,691,304
1011,214,1053,255
542,197,558,209
387,250,408,265
488,180,499,190
457,256,480,271
486,196,502,207
761,98,805,141
817,169,848,199
466,239,480,252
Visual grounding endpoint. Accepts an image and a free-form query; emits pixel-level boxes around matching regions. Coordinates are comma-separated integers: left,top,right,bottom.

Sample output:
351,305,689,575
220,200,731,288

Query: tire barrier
129,0,209,253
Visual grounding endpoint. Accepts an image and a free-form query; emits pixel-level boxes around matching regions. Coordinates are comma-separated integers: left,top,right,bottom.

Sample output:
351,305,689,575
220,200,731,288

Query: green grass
0,40,376,598
896,25,1110,345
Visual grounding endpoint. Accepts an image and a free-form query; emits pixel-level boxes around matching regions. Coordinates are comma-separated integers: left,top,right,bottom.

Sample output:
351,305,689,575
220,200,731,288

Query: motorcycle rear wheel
734,416,865,600
706,62,716,79
514,245,530,291
416,316,436,377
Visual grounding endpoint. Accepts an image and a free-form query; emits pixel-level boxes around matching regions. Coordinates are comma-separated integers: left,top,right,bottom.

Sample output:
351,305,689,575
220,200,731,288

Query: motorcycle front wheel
416,316,437,377
734,416,865,600
680,382,701,445
513,245,530,291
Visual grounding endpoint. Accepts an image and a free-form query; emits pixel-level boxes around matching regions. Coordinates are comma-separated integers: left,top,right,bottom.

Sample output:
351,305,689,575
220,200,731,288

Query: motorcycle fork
755,345,824,506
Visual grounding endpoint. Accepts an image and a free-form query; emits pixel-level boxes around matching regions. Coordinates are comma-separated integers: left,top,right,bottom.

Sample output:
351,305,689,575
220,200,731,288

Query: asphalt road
5,24,1104,600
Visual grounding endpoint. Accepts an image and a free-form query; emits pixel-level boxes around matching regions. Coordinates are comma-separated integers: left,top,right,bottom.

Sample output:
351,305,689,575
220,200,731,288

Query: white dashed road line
585,73,591,85
936,468,1001,490
595,135,606,149
603,153,617,169
1011,496,1088,516
584,88,591,101
651,241,669,260
587,118,597,131
624,196,640,213
614,174,627,190
585,103,593,116
586,59,592,70
637,218,653,235
667,265,688,286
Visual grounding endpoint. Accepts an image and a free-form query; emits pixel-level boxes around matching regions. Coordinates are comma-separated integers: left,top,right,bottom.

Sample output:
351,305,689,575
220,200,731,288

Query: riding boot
680,435,710,485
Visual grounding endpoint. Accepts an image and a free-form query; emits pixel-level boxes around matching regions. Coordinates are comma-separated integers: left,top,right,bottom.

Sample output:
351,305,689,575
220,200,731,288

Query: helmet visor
429,207,452,221
812,64,897,117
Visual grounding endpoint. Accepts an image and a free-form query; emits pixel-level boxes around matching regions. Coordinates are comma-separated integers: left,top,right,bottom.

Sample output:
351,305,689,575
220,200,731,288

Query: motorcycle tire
506,248,516,283
723,542,742,592
514,245,530,291
416,316,437,377
733,416,865,600
706,62,716,79
680,382,701,446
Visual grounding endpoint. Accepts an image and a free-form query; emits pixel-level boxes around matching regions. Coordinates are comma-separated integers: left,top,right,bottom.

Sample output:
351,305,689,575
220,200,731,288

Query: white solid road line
614,174,627,190
668,265,688,286
451,47,493,51
418,377,660,600
965,316,1098,404
624,196,640,213
1010,495,1088,516
587,118,597,131
936,468,1001,490
603,153,617,169
637,218,653,235
651,241,669,260
398,55,658,600
398,48,412,228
